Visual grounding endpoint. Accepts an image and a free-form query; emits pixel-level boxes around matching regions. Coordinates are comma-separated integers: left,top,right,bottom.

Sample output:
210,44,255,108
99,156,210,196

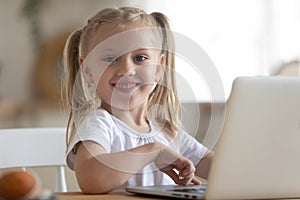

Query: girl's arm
74,141,199,194
195,150,214,179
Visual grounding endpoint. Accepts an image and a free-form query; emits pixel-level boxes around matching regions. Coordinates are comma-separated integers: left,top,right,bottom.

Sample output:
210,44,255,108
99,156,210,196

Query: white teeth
115,83,136,89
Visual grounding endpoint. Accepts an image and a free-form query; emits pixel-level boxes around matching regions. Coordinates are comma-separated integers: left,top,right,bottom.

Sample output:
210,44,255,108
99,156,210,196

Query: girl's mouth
112,82,141,92
115,83,138,89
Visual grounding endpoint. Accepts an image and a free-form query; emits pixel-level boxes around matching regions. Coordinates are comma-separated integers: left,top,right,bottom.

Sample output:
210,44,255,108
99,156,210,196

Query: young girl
63,7,213,194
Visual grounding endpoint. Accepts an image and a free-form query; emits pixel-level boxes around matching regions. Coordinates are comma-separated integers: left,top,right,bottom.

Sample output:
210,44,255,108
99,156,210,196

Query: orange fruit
0,171,36,200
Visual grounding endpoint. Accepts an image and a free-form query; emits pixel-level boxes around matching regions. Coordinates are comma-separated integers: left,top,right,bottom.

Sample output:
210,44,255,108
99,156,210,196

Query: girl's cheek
92,67,107,85
136,65,157,83
95,66,113,85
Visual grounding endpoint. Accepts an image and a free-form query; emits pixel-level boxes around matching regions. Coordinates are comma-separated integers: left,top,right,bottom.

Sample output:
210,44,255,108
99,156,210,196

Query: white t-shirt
66,109,208,188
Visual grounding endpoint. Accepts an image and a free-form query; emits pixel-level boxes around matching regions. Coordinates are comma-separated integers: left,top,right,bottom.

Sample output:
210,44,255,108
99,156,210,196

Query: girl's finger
179,165,195,177
177,172,193,185
191,177,201,185
178,177,192,185
178,173,200,185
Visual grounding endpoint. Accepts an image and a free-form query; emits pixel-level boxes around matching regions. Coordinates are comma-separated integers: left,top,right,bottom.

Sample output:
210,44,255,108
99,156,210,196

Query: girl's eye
102,57,117,63
134,55,147,62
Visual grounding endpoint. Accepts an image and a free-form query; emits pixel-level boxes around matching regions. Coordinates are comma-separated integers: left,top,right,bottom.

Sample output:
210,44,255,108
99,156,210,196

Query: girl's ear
79,56,94,84
155,53,165,82
79,56,84,65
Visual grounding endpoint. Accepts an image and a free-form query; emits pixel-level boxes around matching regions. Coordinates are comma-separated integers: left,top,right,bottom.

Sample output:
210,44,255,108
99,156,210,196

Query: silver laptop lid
206,76,300,199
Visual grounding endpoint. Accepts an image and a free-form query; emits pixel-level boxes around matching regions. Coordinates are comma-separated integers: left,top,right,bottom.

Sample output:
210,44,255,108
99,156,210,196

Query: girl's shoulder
84,108,134,131
160,122,191,139
82,108,115,127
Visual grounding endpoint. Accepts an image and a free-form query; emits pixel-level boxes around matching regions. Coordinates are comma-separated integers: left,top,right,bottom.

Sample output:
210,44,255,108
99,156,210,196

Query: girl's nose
116,59,136,76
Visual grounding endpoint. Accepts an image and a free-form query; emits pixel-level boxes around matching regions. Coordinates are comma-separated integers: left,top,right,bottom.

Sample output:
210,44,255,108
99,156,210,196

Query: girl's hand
154,145,201,185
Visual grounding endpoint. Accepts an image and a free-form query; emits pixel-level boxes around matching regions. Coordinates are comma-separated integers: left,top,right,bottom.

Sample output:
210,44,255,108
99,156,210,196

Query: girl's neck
101,103,150,133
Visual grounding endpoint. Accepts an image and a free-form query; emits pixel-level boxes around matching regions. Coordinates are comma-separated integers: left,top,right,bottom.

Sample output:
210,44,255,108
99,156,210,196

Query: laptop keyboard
168,187,206,195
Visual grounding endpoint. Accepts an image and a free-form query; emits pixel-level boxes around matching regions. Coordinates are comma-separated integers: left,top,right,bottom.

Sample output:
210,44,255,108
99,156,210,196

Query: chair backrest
0,127,67,192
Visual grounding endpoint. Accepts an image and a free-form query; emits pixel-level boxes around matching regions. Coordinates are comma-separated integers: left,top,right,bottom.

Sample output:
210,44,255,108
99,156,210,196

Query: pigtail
62,29,82,147
149,12,182,132
150,12,171,51
62,29,82,107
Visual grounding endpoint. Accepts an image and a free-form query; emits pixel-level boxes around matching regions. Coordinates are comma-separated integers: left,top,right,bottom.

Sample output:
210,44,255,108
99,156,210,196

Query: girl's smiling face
82,22,164,111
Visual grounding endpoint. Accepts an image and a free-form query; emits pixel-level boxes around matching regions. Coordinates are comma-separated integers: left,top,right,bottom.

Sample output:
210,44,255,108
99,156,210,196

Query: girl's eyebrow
98,48,148,53
134,48,153,52
137,48,148,50
97,48,152,56
137,47,163,52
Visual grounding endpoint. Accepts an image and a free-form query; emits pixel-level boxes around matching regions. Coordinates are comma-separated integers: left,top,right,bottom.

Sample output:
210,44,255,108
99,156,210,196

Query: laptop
126,76,300,199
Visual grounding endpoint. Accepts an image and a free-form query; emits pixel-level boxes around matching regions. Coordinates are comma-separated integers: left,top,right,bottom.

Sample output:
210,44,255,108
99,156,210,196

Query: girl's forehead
86,22,163,58
95,21,149,41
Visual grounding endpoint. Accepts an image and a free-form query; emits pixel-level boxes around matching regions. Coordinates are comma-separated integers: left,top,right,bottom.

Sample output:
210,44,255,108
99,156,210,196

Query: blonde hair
62,7,182,148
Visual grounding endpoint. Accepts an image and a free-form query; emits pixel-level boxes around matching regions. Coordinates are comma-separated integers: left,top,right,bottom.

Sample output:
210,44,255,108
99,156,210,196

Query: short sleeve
176,130,208,166
66,110,114,170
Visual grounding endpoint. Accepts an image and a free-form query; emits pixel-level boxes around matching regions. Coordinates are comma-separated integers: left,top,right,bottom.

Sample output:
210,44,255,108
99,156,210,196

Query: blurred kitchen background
0,0,300,192
0,0,300,129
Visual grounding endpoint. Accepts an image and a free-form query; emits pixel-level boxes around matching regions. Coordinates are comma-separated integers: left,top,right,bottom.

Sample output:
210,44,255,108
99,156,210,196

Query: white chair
0,127,67,192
